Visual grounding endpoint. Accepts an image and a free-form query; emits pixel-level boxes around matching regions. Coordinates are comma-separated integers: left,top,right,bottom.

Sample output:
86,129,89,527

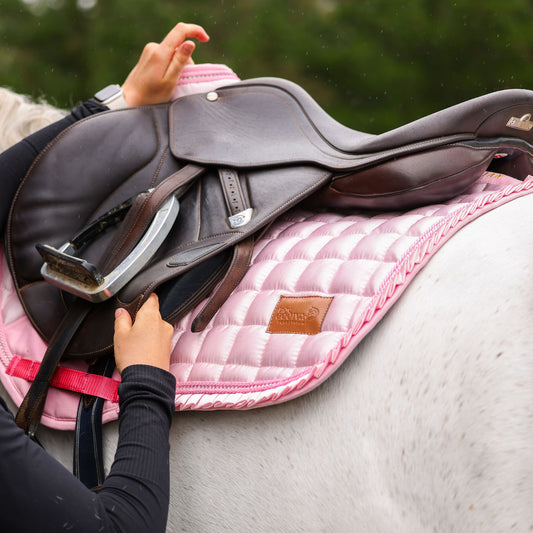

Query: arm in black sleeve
96,365,177,532
0,364,176,533
0,99,107,234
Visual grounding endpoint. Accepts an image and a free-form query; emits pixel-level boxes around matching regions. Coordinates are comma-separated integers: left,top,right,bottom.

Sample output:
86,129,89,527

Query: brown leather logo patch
267,296,333,335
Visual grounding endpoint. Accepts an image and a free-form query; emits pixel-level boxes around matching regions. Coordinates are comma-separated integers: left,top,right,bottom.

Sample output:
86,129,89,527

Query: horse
1,87,532,532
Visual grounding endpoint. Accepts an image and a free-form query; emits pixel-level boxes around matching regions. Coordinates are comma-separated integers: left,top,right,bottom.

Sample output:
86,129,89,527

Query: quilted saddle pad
1,170,532,429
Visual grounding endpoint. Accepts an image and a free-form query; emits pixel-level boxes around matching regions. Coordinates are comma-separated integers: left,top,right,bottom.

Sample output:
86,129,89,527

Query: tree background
1,0,532,133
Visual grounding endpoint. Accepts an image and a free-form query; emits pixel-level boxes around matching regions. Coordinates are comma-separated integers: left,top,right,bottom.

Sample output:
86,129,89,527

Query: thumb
165,41,196,80
114,307,133,336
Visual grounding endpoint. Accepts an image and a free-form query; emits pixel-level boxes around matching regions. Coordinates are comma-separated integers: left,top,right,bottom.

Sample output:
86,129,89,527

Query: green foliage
1,0,532,132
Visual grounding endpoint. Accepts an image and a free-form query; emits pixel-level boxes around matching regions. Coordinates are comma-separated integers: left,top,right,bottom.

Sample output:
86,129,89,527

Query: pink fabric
1,171,531,429
7,357,119,402
168,172,533,409
171,63,240,99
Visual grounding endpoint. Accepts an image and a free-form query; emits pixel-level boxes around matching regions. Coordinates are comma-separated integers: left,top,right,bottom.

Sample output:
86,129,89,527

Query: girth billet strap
73,355,116,489
191,236,255,332
15,298,93,437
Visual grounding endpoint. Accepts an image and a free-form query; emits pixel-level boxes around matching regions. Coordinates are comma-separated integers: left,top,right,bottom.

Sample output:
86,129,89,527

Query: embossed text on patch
267,296,333,335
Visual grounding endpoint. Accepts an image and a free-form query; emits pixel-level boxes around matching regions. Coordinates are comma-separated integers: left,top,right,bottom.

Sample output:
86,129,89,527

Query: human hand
114,293,174,373
121,22,210,106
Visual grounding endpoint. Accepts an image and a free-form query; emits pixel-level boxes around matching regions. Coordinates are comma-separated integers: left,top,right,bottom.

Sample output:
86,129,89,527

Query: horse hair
0,87,65,152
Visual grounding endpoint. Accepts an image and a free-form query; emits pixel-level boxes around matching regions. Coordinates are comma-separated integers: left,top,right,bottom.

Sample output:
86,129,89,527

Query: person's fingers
179,40,196,57
134,294,174,352
121,22,209,106
160,22,209,51
134,293,161,322
165,41,196,80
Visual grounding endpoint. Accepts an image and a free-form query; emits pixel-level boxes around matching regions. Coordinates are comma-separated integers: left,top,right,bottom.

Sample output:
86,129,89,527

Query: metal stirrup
38,194,180,302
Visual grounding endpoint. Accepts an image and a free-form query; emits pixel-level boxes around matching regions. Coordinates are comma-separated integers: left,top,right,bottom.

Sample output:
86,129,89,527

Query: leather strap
15,299,92,437
218,168,250,216
100,163,206,274
73,355,116,489
191,236,255,332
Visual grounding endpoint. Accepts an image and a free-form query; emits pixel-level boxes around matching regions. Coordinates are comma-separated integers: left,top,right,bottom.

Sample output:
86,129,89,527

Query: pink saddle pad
1,171,532,430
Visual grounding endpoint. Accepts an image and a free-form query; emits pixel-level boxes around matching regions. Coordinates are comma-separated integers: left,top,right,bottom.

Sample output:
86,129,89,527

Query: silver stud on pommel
506,113,533,132
206,91,219,102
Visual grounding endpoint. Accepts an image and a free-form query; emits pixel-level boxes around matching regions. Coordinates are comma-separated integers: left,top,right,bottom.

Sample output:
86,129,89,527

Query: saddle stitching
452,141,533,158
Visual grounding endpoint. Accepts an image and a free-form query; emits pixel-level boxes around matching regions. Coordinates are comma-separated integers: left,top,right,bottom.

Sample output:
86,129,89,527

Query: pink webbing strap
6,357,120,403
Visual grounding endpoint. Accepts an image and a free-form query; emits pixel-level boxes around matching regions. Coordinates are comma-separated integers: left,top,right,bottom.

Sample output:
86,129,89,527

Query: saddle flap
168,80,367,170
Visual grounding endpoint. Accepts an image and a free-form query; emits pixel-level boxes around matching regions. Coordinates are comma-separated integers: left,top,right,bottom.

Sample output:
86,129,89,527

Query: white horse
1,88,532,532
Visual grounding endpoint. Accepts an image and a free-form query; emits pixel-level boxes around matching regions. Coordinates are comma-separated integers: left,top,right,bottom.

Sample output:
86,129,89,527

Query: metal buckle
39,194,180,302
228,208,253,228
506,113,533,132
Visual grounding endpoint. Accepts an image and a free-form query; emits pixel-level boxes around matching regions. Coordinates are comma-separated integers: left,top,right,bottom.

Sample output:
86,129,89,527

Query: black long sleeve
0,100,178,531
0,364,176,533
0,99,107,235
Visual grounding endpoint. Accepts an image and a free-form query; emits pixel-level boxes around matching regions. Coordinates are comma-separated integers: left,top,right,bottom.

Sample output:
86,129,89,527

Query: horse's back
146,195,532,530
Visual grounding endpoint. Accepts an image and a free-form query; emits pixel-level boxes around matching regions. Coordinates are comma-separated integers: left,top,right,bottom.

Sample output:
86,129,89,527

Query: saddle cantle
6,78,533,433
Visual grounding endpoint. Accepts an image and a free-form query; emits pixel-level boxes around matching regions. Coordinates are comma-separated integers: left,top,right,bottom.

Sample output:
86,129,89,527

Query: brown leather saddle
7,77,533,434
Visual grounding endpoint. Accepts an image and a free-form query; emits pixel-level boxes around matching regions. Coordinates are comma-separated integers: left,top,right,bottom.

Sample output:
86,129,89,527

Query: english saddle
7,77,533,434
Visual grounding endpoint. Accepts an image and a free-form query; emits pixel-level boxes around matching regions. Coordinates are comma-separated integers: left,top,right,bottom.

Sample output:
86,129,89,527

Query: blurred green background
1,0,532,133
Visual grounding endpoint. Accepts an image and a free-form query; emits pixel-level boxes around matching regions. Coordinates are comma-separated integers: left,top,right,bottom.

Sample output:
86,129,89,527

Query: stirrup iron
38,194,180,302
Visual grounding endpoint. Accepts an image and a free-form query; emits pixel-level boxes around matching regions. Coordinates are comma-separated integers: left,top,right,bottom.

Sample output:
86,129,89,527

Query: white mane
0,87,66,152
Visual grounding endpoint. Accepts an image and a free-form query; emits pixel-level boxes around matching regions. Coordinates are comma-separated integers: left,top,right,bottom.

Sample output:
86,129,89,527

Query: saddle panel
306,145,497,210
